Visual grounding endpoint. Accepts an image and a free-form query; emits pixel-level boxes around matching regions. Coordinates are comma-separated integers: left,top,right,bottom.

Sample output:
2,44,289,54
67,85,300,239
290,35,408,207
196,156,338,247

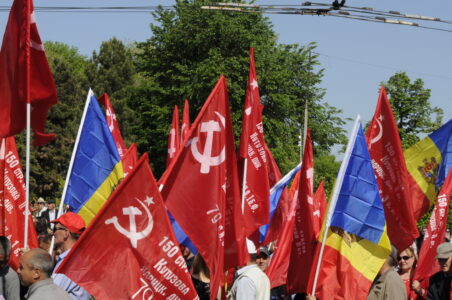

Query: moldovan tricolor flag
404,119,452,220
167,105,180,167
309,119,391,300
366,87,419,251
287,130,316,294
414,168,452,283
239,48,270,239
160,76,247,300
0,0,57,146
57,154,199,300
181,99,190,145
0,137,38,270
98,93,127,159
62,90,124,225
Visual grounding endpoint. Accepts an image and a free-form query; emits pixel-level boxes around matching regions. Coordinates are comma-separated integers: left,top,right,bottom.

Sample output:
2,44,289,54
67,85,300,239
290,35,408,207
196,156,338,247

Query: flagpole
310,115,361,295
23,0,31,249
241,159,248,213
49,89,93,254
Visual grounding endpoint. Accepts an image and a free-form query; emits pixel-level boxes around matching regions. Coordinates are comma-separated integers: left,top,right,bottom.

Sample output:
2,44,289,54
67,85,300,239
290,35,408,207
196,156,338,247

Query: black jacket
40,209,58,227
427,271,451,300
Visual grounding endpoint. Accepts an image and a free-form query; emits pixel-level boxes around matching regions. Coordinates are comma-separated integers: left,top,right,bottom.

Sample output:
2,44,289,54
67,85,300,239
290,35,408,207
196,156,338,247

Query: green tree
383,72,443,148
132,0,347,180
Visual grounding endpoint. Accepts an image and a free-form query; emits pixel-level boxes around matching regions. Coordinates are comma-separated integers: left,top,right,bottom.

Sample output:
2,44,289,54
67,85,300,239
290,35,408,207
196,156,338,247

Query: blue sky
1,0,451,138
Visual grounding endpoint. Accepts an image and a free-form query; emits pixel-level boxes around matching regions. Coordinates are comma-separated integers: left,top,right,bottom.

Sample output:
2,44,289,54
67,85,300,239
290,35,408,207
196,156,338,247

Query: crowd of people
0,198,451,299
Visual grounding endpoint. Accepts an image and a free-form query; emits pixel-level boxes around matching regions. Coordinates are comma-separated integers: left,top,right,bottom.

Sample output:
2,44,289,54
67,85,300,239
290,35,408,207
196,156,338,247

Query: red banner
98,93,127,159
238,48,270,238
122,143,138,177
366,87,419,251
287,130,316,294
160,76,247,300
181,99,190,146
414,169,452,281
0,137,38,270
57,154,198,300
266,171,299,288
167,105,180,167
313,181,326,239
0,0,57,146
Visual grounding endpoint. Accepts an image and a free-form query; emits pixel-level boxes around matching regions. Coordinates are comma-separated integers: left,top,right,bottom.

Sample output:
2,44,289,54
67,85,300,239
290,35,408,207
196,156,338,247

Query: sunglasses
397,256,413,261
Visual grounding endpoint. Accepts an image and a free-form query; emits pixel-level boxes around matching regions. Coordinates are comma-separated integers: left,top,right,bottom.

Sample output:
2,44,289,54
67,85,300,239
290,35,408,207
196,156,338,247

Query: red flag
365,87,419,251
238,48,270,238
0,0,57,146
98,93,127,158
181,99,190,145
414,168,452,282
313,181,327,238
0,137,38,270
167,105,180,167
287,130,316,294
122,143,138,177
160,76,247,300
266,172,299,288
57,154,199,300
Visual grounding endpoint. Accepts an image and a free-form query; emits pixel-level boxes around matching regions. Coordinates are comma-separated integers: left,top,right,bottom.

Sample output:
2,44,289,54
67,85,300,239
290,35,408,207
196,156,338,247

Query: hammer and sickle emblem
105,198,153,248
190,111,226,174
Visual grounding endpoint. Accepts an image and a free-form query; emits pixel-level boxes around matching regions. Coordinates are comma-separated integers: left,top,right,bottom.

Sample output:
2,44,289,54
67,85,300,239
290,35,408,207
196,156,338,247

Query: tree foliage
132,0,347,180
383,72,443,148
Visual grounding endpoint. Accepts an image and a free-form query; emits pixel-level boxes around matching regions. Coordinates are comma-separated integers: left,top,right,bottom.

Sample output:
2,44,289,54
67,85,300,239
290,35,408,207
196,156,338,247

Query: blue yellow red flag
404,119,452,219
62,90,124,225
309,117,391,300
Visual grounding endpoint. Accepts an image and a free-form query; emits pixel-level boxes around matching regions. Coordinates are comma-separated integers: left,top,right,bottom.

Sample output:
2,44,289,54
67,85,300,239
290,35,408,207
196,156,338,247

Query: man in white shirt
228,240,271,300
41,199,58,229
36,198,47,217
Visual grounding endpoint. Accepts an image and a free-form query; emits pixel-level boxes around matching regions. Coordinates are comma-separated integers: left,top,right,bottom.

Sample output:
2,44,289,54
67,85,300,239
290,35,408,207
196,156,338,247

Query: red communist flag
313,180,327,238
287,130,317,294
0,0,57,146
122,143,138,178
160,76,247,300
98,93,127,159
167,105,180,167
0,137,38,270
365,86,419,251
57,154,199,300
238,48,270,239
181,99,191,146
414,169,452,282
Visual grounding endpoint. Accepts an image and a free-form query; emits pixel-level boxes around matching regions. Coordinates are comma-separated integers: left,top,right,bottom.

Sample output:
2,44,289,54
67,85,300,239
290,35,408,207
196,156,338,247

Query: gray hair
0,236,12,257
28,248,54,278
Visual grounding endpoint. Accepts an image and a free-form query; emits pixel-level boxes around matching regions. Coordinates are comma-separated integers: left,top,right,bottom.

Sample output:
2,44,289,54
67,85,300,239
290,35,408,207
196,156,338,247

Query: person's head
397,244,417,273
0,236,12,269
256,246,270,272
47,199,56,211
180,245,193,260
51,212,85,252
436,242,452,274
379,245,398,275
192,254,210,279
246,239,258,263
34,217,50,236
37,198,46,209
17,248,54,287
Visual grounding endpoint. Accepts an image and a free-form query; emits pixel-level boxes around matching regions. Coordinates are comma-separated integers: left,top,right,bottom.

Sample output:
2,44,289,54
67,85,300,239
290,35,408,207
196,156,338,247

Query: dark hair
0,236,11,257
34,217,49,235
192,254,210,279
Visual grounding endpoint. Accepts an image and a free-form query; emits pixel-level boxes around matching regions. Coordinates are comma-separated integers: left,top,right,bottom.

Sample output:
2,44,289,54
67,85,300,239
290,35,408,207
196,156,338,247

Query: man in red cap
50,212,90,300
